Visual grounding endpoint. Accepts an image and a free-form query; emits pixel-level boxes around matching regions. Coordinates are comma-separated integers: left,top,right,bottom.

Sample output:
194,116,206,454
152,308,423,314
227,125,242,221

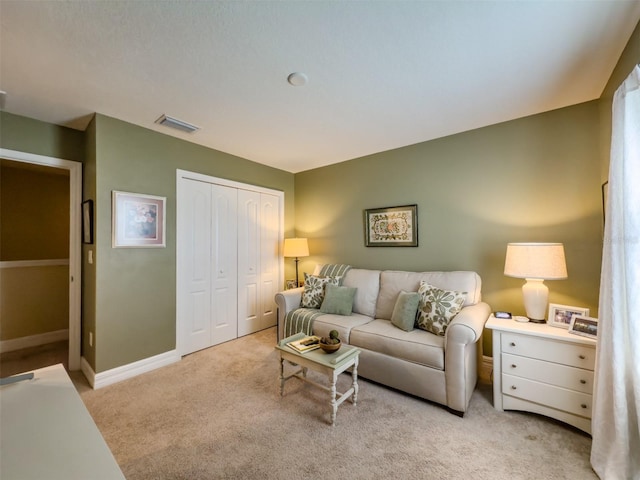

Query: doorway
0,148,82,371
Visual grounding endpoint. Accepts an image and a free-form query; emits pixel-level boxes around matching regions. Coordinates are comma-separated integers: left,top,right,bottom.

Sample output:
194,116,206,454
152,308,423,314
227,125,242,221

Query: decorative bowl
319,340,341,353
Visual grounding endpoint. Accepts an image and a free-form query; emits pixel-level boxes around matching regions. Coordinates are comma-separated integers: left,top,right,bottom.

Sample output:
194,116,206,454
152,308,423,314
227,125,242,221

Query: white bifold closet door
237,190,279,336
178,173,282,356
179,180,238,354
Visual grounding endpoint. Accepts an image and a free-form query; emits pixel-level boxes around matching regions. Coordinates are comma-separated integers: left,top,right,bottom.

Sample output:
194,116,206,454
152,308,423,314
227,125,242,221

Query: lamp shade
283,238,309,258
504,243,567,280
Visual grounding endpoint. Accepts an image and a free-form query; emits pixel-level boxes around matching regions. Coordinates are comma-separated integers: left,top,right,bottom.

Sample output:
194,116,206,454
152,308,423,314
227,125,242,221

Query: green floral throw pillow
416,281,467,336
301,273,342,309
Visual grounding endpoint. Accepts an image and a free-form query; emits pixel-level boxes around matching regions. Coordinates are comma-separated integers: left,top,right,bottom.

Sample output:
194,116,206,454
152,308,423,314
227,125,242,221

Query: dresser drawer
502,374,592,418
501,333,595,370
502,353,594,394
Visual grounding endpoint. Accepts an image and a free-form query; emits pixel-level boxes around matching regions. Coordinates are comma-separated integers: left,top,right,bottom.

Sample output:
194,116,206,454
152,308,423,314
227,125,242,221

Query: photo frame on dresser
568,315,598,339
548,303,590,329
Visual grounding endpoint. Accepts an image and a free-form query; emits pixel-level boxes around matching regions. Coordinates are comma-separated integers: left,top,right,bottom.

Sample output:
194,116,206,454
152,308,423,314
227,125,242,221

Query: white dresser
1,364,126,479
486,315,596,434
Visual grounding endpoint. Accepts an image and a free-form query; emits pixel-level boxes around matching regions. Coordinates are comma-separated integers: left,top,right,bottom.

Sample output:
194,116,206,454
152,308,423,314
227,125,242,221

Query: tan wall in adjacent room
0,162,70,341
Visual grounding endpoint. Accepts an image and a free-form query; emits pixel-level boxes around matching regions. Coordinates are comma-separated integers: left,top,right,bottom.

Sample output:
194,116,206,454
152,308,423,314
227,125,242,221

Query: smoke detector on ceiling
154,114,200,134
287,72,308,86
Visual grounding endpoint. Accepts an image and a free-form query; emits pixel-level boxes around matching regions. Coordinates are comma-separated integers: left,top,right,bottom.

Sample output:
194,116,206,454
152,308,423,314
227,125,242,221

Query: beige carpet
72,328,596,480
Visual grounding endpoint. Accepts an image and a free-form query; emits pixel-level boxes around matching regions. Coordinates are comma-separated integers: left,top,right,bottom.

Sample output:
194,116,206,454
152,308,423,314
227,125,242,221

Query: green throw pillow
416,281,466,336
390,291,420,331
301,273,342,309
320,284,357,315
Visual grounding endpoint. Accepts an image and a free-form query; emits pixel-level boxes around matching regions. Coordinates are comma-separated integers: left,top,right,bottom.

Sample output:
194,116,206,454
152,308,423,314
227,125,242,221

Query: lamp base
527,317,546,324
522,278,549,324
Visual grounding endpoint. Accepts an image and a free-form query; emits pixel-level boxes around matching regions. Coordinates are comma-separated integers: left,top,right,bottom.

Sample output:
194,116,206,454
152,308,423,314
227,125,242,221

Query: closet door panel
259,193,279,331
211,184,238,345
178,179,212,355
237,190,260,336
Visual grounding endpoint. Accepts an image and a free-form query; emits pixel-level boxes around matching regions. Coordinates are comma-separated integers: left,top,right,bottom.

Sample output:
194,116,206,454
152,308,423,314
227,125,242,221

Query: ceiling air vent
155,114,200,134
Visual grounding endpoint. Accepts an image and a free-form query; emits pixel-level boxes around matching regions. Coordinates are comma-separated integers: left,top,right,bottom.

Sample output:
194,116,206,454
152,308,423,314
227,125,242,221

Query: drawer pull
510,364,517,368
581,404,588,409
580,379,587,384
579,355,586,360
511,385,517,390
510,342,516,347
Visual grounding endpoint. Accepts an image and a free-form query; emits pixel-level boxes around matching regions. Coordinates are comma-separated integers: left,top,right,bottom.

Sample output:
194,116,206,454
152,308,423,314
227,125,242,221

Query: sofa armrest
274,287,303,341
444,301,491,413
445,302,491,346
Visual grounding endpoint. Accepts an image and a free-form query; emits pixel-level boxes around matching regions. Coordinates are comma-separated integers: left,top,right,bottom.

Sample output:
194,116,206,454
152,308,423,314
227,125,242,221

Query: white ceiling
1,1,639,173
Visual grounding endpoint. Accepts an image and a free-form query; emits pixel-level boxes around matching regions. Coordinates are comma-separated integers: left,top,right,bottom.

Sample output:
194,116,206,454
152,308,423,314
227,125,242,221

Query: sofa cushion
375,271,482,319
312,312,374,344
350,319,445,370
320,284,357,315
342,268,381,318
301,273,342,308
390,291,420,331
416,282,466,336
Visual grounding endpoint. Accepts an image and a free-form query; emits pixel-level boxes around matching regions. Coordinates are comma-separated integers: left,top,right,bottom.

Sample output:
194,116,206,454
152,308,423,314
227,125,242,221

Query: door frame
176,169,284,356
0,148,82,370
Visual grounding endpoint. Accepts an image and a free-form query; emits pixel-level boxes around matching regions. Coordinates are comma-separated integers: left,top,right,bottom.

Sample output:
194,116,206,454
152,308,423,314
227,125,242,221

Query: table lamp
283,238,309,287
504,242,567,323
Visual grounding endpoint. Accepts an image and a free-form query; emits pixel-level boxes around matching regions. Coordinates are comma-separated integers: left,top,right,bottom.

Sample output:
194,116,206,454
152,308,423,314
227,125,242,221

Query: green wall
89,114,295,372
295,102,603,345
82,118,97,367
0,111,85,162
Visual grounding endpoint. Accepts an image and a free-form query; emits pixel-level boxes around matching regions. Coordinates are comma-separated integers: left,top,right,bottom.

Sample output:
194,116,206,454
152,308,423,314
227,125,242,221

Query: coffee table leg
352,357,359,406
330,370,338,426
279,356,285,396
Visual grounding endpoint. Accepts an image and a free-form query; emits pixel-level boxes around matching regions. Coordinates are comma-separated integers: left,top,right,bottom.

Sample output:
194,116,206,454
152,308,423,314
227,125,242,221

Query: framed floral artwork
112,191,166,248
364,204,418,247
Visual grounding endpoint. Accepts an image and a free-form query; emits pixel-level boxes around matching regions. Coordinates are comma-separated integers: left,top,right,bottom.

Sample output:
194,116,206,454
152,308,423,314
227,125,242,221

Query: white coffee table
276,333,360,426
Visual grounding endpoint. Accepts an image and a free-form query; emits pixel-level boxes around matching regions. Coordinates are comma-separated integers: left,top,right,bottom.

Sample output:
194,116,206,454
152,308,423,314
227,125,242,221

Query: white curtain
591,65,640,479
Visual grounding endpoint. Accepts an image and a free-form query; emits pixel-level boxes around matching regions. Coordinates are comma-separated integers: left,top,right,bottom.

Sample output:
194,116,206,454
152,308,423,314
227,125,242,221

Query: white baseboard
81,349,181,389
480,355,493,383
0,329,69,353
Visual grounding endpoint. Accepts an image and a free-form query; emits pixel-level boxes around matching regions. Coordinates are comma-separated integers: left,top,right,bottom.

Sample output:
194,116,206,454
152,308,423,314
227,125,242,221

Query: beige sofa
275,267,491,415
